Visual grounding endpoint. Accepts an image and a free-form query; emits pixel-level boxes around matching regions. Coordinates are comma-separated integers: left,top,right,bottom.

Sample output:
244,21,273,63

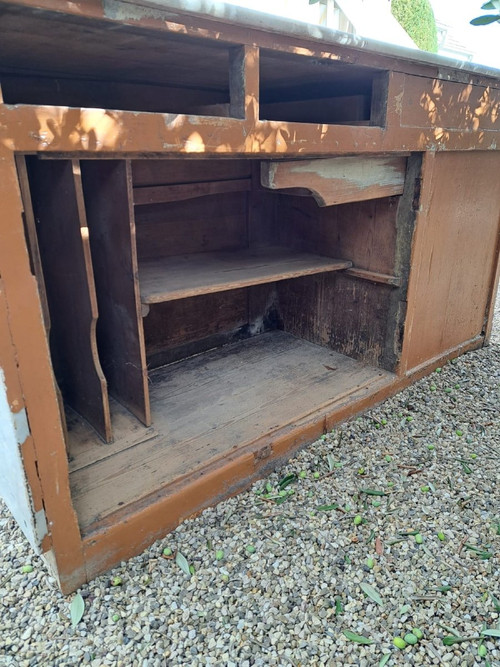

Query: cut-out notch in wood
261,155,407,207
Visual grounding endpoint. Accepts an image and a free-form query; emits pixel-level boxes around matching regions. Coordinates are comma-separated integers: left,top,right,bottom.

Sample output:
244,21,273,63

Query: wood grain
135,192,248,260
27,158,112,442
15,155,70,449
402,151,500,371
131,160,252,187
139,247,352,304
262,156,406,206
69,331,392,529
81,160,151,426
133,178,251,205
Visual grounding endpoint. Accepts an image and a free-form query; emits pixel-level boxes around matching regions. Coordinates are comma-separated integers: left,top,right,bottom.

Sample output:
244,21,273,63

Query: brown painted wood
133,177,251,205
262,156,406,206
402,151,500,371
69,330,392,530
139,247,352,304
80,160,151,426
27,158,112,442
15,155,70,449
400,74,500,131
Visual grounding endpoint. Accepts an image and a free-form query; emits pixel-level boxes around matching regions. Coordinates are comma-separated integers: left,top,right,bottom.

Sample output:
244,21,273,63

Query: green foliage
391,0,438,52
471,1,500,25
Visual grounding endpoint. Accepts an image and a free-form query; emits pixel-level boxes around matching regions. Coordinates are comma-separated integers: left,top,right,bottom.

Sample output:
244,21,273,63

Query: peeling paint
0,369,42,552
13,407,29,445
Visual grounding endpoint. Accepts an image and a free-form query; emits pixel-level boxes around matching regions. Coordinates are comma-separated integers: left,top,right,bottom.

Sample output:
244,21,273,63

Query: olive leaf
360,582,384,606
70,593,85,628
343,630,374,644
175,550,191,576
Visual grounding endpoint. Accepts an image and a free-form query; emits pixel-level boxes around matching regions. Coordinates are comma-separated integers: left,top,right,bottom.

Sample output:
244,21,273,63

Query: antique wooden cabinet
1,0,499,593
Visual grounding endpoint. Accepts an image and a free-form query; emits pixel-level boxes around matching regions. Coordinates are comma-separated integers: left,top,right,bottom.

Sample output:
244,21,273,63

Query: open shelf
139,246,352,304
68,331,394,531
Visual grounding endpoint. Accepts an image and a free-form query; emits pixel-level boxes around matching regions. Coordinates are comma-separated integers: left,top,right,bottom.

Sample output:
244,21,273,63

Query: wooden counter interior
68,331,394,532
139,247,352,304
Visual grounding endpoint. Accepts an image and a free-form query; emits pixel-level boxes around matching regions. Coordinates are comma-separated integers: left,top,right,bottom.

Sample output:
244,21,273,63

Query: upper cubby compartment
0,6,232,116
259,49,388,126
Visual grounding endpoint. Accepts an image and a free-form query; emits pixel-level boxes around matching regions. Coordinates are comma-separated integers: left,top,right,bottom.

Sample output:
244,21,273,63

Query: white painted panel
0,368,44,552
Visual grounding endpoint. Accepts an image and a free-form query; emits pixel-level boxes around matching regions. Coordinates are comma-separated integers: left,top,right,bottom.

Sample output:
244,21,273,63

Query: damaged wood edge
344,268,401,287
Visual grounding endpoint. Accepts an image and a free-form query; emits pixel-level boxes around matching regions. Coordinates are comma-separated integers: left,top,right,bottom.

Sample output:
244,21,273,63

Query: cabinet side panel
403,151,500,370
0,284,43,552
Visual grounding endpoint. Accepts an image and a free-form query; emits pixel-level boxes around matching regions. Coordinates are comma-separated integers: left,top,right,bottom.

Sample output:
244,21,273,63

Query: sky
225,0,500,70
430,0,500,68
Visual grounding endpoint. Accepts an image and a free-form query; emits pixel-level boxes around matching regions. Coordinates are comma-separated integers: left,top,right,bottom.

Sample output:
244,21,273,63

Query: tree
390,0,438,52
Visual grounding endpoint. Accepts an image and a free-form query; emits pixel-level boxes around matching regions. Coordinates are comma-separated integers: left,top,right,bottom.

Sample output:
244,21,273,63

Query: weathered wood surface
69,331,392,530
28,158,112,442
139,247,352,304
131,160,252,187
401,151,500,371
260,94,370,124
135,192,248,260
261,156,406,206
81,160,151,426
133,178,251,205
400,75,500,131
15,156,70,447
344,268,401,286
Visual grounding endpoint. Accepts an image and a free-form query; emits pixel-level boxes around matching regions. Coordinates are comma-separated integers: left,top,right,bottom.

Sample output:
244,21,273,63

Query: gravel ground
1,292,499,667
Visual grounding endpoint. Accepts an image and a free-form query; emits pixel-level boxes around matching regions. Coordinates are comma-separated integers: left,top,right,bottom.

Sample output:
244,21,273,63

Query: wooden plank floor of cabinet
69,331,393,531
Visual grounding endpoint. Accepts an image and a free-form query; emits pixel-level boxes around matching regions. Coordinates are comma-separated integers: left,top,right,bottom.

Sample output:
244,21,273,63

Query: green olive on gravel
404,633,419,645
478,644,487,657
353,515,362,526
412,628,424,640
415,533,423,544
393,637,407,649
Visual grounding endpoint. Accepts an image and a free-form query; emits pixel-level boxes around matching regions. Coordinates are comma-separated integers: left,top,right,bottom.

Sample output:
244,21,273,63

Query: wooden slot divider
27,158,112,443
81,160,151,427
139,246,352,304
133,177,251,205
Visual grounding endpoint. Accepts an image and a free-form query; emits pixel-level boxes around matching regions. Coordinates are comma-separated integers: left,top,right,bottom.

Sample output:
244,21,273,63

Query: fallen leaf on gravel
360,582,384,606
343,630,374,645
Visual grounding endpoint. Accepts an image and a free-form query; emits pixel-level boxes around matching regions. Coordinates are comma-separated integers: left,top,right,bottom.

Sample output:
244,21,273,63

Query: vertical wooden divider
80,160,151,427
27,158,112,442
15,155,70,450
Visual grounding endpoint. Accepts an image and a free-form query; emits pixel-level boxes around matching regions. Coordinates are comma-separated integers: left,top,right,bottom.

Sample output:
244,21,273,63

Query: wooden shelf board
139,247,352,304
68,331,394,531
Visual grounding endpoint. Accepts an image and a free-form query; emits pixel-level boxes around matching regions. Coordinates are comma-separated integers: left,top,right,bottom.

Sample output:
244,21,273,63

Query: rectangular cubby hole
0,8,233,116
259,49,388,126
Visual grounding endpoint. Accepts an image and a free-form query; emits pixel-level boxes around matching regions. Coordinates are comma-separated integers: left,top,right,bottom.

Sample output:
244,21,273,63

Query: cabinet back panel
132,159,252,187
135,192,248,260
144,284,279,368
277,194,399,274
278,273,395,369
